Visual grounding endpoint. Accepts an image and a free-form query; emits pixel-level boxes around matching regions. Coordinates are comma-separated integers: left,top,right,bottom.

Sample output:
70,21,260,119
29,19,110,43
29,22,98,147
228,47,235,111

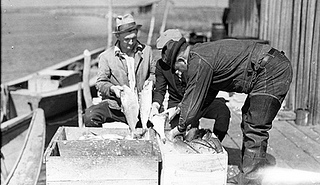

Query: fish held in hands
139,80,153,129
120,85,139,134
150,112,168,143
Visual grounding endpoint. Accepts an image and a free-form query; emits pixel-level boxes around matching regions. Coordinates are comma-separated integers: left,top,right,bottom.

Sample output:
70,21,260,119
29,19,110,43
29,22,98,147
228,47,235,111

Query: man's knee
83,106,101,127
83,102,110,127
212,98,231,119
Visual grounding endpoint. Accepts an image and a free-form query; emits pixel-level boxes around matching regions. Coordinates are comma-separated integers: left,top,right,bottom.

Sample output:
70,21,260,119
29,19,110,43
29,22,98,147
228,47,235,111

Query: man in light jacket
83,14,155,127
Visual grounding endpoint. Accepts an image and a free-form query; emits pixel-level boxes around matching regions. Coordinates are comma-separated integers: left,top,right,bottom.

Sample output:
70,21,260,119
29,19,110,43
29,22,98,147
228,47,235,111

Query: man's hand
110,85,124,98
149,102,160,118
167,126,184,142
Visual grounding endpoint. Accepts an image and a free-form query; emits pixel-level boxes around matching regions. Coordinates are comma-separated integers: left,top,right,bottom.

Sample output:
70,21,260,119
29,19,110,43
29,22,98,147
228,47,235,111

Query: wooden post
147,3,156,45
77,82,83,128
107,0,113,48
83,49,93,108
160,0,170,35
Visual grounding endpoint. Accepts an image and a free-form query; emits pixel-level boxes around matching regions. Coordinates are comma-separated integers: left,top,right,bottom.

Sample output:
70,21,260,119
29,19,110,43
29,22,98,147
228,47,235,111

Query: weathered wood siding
228,0,320,125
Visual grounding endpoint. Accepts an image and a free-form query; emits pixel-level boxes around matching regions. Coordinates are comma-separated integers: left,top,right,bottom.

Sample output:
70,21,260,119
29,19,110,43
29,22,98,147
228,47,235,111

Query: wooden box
44,126,161,185
158,135,228,185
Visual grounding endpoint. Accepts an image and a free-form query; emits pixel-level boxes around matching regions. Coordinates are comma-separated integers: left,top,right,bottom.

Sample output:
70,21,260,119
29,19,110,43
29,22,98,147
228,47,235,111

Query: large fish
150,112,168,143
120,85,139,134
138,80,153,129
150,107,180,143
173,137,199,154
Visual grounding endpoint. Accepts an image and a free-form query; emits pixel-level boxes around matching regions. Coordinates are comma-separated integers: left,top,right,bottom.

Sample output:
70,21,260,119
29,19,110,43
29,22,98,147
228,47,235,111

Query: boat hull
2,47,105,123
1,109,46,185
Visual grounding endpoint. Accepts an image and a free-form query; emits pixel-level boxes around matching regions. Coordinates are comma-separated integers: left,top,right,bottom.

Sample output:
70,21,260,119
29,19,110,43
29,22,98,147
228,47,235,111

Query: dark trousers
239,49,293,184
170,97,231,140
83,101,142,127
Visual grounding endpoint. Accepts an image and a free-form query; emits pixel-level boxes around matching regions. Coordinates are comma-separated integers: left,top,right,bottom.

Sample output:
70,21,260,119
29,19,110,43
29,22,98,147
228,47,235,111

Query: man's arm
153,59,169,106
147,49,156,84
177,58,214,132
95,53,117,98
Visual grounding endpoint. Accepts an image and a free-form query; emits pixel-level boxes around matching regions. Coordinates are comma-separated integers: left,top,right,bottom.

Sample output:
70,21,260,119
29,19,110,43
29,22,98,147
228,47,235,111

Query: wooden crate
158,134,228,185
44,127,161,185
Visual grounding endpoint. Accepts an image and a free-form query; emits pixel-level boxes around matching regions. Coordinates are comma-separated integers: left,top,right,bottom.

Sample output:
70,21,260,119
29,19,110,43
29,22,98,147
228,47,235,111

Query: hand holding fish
111,85,124,98
167,126,184,142
149,102,160,118
143,78,154,89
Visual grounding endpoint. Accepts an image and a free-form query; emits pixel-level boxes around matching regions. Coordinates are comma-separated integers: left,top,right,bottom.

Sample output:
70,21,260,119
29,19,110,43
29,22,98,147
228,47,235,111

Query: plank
298,0,308,108
57,140,160,158
310,0,320,125
46,156,159,183
47,179,157,185
291,0,302,109
38,70,77,77
222,107,243,166
268,120,320,171
227,108,244,149
272,120,320,165
162,153,227,185
295,125,320,144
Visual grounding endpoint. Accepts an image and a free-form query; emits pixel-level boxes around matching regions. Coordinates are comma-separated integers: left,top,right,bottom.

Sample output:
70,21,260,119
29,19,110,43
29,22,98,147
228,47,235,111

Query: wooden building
227,0,320,125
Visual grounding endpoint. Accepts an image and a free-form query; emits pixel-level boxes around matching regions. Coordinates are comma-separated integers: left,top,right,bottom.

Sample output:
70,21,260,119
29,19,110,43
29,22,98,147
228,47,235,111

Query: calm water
1,12,109,83
1,11,111,184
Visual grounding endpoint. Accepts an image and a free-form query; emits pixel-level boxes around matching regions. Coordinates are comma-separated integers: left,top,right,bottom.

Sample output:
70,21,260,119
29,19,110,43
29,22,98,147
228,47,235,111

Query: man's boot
228,94,281,185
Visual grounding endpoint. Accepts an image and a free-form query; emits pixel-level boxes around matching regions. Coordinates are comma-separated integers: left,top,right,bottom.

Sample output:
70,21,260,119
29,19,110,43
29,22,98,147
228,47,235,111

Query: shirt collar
114,40,145,57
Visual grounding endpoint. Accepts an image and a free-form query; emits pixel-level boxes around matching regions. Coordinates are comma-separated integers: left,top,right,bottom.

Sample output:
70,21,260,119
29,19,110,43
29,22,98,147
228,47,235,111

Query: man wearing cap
83,14,155,127
150,29,230,142
157,29,293,185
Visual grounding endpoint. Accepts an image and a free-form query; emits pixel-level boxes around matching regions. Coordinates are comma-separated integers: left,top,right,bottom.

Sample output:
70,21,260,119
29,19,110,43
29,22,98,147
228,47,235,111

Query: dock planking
224,93,320,173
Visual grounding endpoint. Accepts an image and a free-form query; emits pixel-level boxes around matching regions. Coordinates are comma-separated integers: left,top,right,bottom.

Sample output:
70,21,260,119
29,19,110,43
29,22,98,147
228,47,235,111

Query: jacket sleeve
178,57,214,131
147,47,156,83
95,52,116,98
152,59,168,106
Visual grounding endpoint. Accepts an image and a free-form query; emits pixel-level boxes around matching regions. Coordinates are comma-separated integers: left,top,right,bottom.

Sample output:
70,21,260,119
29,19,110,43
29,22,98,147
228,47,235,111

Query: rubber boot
228,94,281,185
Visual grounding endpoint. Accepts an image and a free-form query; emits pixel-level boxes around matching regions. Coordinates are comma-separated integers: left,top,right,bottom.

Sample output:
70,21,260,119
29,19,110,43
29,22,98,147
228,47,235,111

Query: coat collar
114,40,145,58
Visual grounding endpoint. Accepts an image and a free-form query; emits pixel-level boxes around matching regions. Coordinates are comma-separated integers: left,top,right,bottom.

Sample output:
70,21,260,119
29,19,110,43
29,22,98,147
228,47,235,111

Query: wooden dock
218,93,320,184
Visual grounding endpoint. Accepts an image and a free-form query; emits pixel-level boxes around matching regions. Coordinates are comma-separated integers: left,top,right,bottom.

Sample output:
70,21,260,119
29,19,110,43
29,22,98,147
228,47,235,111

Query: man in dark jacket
157,29,293,185
150,29,230,142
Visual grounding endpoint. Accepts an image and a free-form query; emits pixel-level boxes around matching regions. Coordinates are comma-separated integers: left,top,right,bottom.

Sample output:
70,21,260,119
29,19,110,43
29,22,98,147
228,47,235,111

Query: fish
207,137,223,153
138,80,153,129
187,139,216,154
173,137,199,154
163,107,180,122
120,85,139,134
150,112,168,143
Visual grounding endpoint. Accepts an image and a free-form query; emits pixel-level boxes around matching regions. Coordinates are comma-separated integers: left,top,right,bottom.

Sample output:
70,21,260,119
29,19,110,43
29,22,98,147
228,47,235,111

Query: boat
1,47,105,124
1,108,46,185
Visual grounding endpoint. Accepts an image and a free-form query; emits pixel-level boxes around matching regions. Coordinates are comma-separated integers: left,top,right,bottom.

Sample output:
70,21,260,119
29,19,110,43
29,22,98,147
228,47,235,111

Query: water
1,11,110,184
1,11,109,83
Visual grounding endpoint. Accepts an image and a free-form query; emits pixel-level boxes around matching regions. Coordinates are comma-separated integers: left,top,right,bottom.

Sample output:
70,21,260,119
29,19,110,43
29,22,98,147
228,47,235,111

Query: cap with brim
113,14,142,34
113,23,142,34
162,37,187,73
156,29,183,49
